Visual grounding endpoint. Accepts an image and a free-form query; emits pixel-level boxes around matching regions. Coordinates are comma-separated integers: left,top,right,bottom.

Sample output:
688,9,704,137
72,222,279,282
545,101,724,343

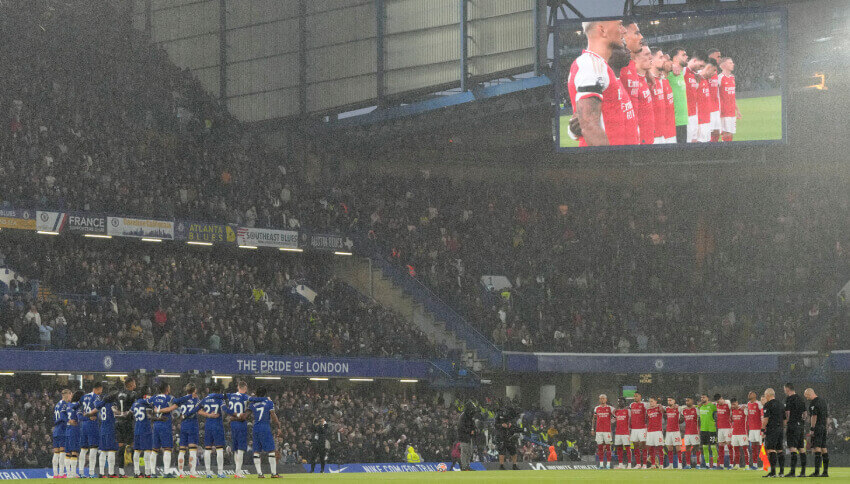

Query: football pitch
43,469,848,483
558,94,783,148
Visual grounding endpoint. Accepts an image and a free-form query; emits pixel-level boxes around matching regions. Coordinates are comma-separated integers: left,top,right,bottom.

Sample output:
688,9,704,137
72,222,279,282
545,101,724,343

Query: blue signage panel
505,352,784,374
301,462,486,473
0,349,432,379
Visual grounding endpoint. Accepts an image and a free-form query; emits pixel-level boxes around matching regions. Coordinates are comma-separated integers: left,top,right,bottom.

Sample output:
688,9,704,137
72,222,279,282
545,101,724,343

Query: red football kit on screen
697,78,712,125
683,67,700,117
718,74,737,117
662,77,676,139
594,404,613,433
709,74,721,114
568,50,638,146
651,77,667,140
635,75,655,144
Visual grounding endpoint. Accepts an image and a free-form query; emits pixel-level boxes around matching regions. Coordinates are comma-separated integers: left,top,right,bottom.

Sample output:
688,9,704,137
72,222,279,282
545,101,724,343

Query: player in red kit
661,54,677,143
681,397,700,469
683,53,705,142
746,391,764,470
718,57,740,142
715,394,732,469
645,397,665,468
707,49,723,142
730,398,750,469
613,398,631,469
633,46,656,145
567,20,633,146
592,394,614,469
649,48,668,144
628,392,649,468
665,397,682,469
696,58,718,143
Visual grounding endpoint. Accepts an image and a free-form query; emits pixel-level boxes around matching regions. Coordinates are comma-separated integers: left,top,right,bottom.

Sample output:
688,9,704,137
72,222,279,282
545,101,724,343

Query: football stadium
1,0,850,481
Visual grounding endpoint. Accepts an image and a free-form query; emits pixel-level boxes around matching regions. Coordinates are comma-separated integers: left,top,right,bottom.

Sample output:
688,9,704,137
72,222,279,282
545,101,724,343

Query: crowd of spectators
0,381,593,469
0,235,441,359
0,0,846,358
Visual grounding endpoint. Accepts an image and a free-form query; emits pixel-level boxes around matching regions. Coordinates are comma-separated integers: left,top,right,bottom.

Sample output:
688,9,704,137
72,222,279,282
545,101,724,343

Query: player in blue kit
248,388,281,478
173,383,201,476
186,384,227,478
94,388,121,477
147,382,180,477
53,389,72,478
226,381,251,478
65,390,85,478
79,382,104,477
131,387,153,477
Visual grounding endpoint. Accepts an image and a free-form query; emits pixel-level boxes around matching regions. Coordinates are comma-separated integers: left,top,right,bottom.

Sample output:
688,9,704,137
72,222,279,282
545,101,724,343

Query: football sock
254,453,262,476
822,452,829,473
216,448,224,475
768,452,776,474
778,452,784,474
800,452,807,474
790,452,797,473
189,449,198,474
79,449,87,476
133,451,141,476
204,449,212,475
99,449,107,476
268,456,276,475
235,450,243,475
178,450,185,473
53,452,60,476
814,452,821,474
107,451,116,476
90,449,99,476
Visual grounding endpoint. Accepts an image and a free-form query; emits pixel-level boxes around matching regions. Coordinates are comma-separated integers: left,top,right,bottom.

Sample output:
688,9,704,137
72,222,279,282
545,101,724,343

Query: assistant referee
761,388,784,477
783,383,807,477
805,388,829,478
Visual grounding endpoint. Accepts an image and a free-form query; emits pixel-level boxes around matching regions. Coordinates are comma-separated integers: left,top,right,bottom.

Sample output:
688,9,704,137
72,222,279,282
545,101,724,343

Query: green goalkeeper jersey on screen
698,402,717,432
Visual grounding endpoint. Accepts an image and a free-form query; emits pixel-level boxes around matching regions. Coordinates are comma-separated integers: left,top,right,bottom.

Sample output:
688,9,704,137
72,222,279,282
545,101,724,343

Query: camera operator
309,417,330,474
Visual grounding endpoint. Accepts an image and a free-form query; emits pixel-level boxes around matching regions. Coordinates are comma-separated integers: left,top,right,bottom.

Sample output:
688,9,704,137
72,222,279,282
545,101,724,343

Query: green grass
558,95,783,148
42,468,850,483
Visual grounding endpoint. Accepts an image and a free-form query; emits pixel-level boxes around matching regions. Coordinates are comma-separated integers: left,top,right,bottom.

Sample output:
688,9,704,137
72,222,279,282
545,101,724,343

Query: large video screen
555,8,786,151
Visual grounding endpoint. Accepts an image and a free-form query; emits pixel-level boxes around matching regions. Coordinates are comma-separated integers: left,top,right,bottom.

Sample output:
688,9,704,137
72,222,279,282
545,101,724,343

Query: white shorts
710,111,721,131
718,428,733,444
683,434,701,446
731,434,749,447
748,430,762,444
665,136,677,144
614,434,630,446
595,432,612,445
687,115,698,142
721,116,737,134
630,429,647,443
697,123,711,143
654,136,664,144
665,432,682,447
646,431,664,447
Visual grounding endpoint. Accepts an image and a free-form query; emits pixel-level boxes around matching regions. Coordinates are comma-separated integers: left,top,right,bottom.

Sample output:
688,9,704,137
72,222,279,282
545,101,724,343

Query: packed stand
323,174,850,354
0,235,441,359
1,382,594,469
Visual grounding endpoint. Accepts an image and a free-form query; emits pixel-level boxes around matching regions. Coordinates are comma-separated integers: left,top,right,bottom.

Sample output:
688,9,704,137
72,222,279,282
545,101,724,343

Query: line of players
51,378,282,478
568,18,740,147
591,385,830,477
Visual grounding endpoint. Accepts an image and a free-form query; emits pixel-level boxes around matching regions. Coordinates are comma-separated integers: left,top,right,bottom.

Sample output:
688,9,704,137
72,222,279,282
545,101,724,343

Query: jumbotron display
555,8,786,151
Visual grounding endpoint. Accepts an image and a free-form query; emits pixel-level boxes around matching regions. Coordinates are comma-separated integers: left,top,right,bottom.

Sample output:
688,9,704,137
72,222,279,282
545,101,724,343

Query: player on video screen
696,58,719,143
566,20,637,146
649,47,669,144
707,49,723,142
634,45,656,145
718,57,740,142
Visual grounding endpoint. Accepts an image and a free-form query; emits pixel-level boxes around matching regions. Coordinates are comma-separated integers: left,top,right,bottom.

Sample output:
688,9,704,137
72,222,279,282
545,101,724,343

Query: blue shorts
179,427,199,447
81,421,100,448
152,423,172,450
65,427,81,453
134,433,152,451
230,423,248,451
53,434,66,449
100,432,118,452
252,427,275,453
204,426,225,448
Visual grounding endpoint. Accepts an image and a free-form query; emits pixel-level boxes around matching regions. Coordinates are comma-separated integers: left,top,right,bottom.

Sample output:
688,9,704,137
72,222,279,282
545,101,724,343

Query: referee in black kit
761,388,784,477
784,383,807,477
805,388,829,478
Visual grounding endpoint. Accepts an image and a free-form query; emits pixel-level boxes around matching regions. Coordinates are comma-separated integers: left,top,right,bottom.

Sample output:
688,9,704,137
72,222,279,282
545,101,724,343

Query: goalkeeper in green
698,394,719,469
